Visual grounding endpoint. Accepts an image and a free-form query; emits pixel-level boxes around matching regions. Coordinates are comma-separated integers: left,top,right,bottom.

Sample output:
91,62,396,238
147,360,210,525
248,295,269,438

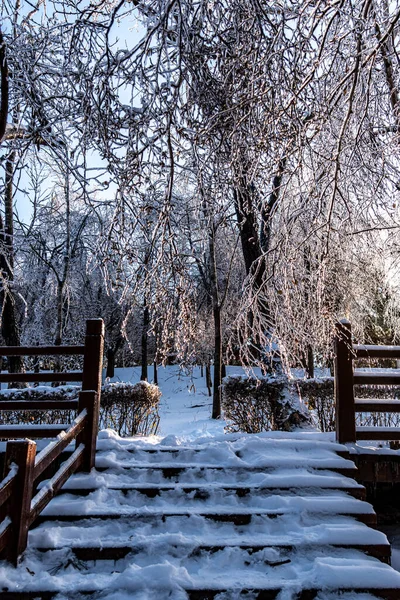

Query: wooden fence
334,319,400,443
0,318,104,563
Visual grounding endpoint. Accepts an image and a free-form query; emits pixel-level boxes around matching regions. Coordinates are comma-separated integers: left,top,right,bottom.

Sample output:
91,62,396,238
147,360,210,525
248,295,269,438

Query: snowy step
30,516,391,562
96,434,352,454
94,444,356,465
58,469,365,498
34,493,377,528
95,436,355,464
34,511,377,527
33,541,391,563
39,487,374,515
30,515,388,560
1,546,400,599
94,460,358,476
0,589,395,600
56,483,366,500
29,513,386,551
94,464,358,480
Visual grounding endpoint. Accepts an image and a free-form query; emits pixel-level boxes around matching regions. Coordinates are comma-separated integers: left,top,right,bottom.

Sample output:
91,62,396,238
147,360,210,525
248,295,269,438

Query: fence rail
334,319,400,443
0,345,85,356
0,318,104,564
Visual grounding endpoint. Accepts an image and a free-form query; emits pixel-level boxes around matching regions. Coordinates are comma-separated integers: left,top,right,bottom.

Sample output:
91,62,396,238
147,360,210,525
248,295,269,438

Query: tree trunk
106,347,116,378
141,301,149,381
105,332,124,380
0,151,25,385
206,363,212,396
233,162,286,367
233,178,266,364
153,360,158,385
233,182,264,286
53,163,71,382
54,282,64,347
302,245,315,380
305,346,314,379
52,281,65,384
372,0,400,131
212,305,222,419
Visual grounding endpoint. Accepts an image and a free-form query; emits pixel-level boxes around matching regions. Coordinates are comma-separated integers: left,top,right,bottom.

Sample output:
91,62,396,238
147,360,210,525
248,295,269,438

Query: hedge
0,381,161,437
222,375,311,434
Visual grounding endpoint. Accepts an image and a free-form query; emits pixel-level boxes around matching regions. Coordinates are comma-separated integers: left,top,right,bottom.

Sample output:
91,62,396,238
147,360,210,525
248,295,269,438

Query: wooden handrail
0,372,83,383
0,392,99,564
335,320,400,443
0,518,12,554
353,371,400,385
33,409,87,481
0,399,79,410
0,465,17,505
0,318,104,438
0,319,104,564
354,344,400,358
0,345,85,356
334,320,356,444
30,444,85,524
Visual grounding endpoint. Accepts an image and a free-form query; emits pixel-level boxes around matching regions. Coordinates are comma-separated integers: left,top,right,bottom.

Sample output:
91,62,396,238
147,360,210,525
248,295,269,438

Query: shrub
0,381,161,437
293,378,400,432
100,382,160,436
0,385,79,426
222,375,311,434
294,378,335,432
354,383,400,428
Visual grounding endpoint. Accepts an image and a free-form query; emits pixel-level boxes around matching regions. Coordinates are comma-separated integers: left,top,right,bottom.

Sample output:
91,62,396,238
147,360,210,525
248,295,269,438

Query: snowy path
1,367,400,599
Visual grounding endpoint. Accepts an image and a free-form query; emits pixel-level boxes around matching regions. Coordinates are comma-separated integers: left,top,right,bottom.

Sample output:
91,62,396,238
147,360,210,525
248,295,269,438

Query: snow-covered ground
108,364,297,439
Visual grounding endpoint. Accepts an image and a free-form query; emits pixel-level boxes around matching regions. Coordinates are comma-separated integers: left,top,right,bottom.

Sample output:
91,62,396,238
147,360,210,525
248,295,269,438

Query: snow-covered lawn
108,364,286,439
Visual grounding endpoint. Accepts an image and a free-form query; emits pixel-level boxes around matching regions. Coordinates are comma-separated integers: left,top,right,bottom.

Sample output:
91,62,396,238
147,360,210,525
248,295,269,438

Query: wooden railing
334,319,400,443
0,319,104,563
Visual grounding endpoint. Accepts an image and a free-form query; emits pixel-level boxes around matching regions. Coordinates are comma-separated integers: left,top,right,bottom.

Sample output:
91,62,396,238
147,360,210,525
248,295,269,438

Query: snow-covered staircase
1,432,400,599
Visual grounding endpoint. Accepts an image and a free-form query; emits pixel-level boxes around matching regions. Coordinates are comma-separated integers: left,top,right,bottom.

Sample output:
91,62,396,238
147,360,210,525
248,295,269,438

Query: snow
0,547,397,595
0,365,398,599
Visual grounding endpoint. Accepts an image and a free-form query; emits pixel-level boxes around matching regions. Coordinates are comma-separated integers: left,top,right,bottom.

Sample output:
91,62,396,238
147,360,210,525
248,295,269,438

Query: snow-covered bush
0,385,80,426
294,378,335,432
0,382,161,436
100,381,160,436
222,376,311,433
293,378,400,432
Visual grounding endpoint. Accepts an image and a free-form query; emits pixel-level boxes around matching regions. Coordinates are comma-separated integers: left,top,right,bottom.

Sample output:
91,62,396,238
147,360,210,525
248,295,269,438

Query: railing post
77,390,99,471
82,319,105,398
80,319,104,471
334,319,356,444
3,439,36,564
